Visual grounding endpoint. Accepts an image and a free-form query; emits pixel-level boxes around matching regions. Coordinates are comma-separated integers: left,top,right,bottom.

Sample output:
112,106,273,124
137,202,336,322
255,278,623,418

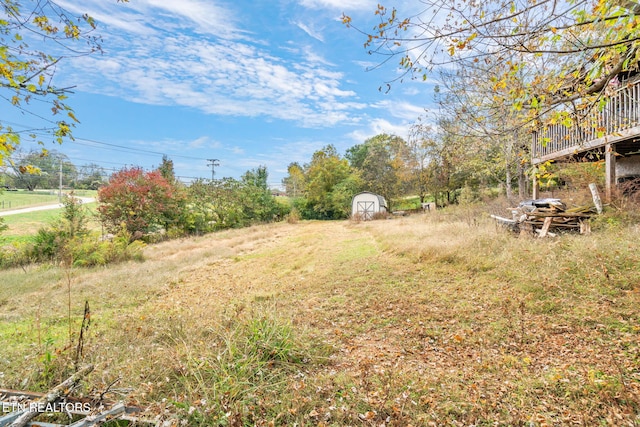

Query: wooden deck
531,77,640,164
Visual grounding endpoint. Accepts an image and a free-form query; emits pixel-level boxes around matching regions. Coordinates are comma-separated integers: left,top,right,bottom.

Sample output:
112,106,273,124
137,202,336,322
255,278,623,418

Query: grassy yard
0,190,60,211
0,202,99,243
0,205,638,425
0,189,97,211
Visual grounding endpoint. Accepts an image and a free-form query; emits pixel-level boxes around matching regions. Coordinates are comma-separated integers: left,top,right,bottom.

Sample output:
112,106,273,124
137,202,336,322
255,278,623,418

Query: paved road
0,197,95,217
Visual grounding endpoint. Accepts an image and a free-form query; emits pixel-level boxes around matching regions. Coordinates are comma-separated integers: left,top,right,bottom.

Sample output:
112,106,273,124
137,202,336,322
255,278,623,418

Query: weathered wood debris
491,198,597,237
0,365,155,427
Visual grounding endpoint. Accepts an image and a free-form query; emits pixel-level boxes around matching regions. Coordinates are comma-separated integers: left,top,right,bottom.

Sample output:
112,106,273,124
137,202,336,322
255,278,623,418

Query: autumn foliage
98,167,184,237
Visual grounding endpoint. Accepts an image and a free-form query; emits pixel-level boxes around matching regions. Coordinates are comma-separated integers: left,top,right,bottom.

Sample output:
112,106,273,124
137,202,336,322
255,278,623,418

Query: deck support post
605,143,616,202
532,168,539,199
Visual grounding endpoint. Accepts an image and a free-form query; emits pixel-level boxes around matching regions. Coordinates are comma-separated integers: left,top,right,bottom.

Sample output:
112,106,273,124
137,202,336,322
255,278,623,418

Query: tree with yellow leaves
344,0,640,122
0,0,128,167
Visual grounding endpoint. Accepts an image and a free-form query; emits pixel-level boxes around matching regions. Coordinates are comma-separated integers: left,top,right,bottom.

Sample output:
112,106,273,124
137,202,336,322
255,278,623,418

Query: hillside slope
1,212,639,425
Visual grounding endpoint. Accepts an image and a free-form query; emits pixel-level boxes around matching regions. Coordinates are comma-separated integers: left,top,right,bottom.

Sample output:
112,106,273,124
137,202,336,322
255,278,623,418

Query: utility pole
59,159,63,201
207,158,220,181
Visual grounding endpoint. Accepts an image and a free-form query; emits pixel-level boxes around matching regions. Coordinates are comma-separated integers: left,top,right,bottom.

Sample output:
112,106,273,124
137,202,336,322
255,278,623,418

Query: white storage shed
351,192,388,220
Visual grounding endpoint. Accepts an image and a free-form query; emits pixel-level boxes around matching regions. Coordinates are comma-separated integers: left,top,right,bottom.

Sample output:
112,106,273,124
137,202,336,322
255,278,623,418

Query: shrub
0,199,145,270
67,233,145,267
181,175,287,235
0,241,33,269
286,207,300,224
30,227,64,262
98,167,186,239
26,193,90,264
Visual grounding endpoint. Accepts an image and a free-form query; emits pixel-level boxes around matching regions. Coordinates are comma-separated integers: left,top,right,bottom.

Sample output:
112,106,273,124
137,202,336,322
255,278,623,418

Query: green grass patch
0,190,60,210
392,195,423,210
0,189,96,212
1,202,99,239
333,237,378,263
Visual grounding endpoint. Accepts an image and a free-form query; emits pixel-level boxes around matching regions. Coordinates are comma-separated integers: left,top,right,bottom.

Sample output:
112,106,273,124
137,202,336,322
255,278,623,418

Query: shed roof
353,191,387,208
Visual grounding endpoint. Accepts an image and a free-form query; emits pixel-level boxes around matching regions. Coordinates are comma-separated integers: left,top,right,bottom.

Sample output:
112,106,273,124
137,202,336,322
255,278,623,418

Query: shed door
357,201,375,220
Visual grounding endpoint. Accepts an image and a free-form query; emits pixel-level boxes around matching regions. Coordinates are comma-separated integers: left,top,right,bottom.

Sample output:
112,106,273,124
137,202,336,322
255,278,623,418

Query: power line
4,164,209,184
71,136,208,161
2,122,231,184
8,151,210,182
2,120,210,161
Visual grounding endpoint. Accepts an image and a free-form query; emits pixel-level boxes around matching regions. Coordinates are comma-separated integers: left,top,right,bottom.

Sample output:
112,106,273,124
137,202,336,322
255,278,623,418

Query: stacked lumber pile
492,198,597,237
0,365,154,427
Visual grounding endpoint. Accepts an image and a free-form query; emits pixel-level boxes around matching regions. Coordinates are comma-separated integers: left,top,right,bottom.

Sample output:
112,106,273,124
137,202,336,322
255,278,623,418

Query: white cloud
188,136,213,149
352,60,378,71
53,0,153,35
66,23,367,128
49,0,423,163
299,0,375,11
346,117,410,143
300,45,334,66
373,100,427,121
369,117,409,137
60,0,248,39
295,21,325,42
58,0,369,129
140,0,248,38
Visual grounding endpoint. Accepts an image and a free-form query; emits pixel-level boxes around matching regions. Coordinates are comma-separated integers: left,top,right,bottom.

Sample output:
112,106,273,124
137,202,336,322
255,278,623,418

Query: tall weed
169,307,328,425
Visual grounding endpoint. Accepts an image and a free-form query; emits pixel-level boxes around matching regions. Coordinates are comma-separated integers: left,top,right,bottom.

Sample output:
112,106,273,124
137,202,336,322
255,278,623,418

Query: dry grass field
1,205,639,426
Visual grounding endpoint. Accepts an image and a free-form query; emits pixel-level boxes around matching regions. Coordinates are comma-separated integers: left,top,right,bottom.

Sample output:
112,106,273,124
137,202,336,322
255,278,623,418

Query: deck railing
532,78,640,161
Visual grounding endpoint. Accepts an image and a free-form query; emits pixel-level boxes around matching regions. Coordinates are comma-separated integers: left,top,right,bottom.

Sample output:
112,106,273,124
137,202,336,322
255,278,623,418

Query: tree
240,166,280,222
345,144,369,170
0,0,128,167
343,0,640,189
304,145,360,219
76,163,106,190
157,155,176,183
328,173,363,217
344,1,640,112
347,134,408,209
282,162,306,198
180,167,285,236
406,121,434,204
98,167,185,238
29,192,89,262
7,149,76,190
182,178,245,233
416,117,476,207
429,66,528,199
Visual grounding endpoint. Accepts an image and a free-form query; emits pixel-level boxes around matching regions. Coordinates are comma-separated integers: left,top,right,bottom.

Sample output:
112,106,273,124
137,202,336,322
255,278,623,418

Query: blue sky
8,0,434,188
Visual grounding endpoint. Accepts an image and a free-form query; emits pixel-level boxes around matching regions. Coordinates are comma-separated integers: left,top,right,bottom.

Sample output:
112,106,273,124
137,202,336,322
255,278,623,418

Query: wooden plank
68,403,125,427
535,228,557,237
580,220,592,235
9,365,94,427
527,212,592,218
490,214,516,224
1,386,153,427
589,183,604,214
605,144,616,202
524,221,580,229
538,217,553,237
0,410,24,427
